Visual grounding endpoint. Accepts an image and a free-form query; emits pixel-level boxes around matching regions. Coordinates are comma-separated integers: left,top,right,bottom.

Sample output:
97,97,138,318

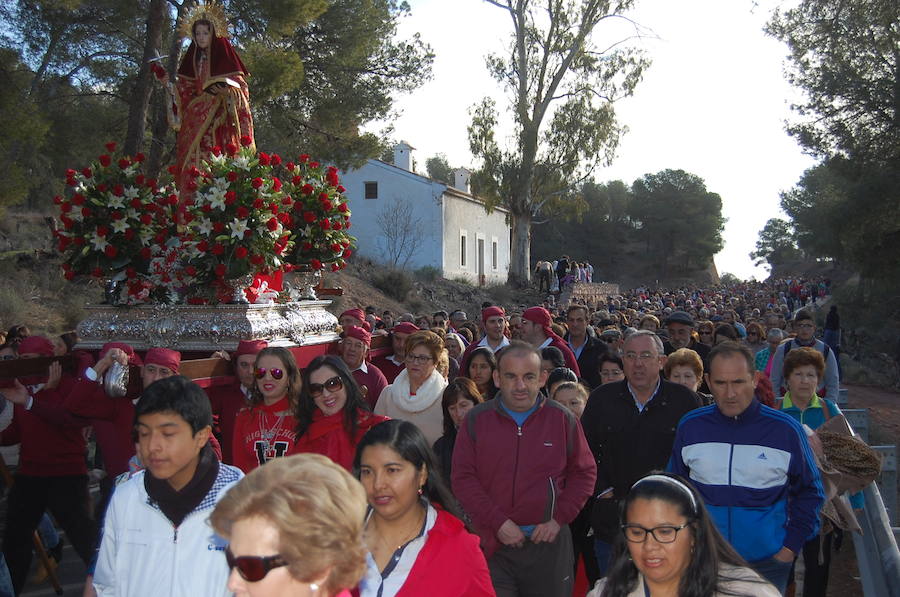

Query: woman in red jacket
232,347,301,473
353,419,495,597
290,355,387,470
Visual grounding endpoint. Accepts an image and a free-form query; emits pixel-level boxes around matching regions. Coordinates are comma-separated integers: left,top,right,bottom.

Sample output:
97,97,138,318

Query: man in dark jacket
580,330,701,576
563,305,605,389
453,341,595,597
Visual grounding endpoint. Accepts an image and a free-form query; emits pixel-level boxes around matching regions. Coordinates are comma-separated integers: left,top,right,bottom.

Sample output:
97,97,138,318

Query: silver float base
76,300,339,351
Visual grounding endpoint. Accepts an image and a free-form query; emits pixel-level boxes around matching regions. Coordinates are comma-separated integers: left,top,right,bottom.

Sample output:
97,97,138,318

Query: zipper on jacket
516,425,522,437
727,443,734,543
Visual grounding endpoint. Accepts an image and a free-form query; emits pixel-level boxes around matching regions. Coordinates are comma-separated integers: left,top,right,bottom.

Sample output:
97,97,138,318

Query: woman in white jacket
588,473,780,597
374,331,447,445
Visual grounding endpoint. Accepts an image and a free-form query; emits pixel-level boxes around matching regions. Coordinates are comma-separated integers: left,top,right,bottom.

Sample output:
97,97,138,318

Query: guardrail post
837,387,849,406
843,408,870,443
874,446,898,526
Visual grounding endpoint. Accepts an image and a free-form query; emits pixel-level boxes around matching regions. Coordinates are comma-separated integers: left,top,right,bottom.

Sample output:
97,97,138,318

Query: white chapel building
338,141,511,285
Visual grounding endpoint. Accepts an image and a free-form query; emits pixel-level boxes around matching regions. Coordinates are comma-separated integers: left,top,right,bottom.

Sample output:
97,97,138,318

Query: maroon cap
340,308,365,323
482,306,505,322
100,342,143,366
18,336,54,357
233,339,268,359
523,306,552,330
343,325,371,346
392,322,420,335
144,348,181,373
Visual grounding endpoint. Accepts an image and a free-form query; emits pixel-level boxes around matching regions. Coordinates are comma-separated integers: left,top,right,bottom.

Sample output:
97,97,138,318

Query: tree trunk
124,0,165,156
508,210,532,285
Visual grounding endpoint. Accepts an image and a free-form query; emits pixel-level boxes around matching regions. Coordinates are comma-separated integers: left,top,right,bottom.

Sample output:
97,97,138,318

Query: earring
310,583,319,592
417,485,424,496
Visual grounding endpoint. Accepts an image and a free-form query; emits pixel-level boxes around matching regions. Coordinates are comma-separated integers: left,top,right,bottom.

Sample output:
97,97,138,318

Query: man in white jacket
93,376,243,596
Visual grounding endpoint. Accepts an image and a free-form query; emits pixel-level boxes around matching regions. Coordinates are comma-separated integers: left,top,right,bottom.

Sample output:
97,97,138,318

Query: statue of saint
157,3,254,198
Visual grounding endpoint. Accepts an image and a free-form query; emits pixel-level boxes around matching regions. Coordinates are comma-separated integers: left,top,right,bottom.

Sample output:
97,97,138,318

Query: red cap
392,322,420,335
343,325,371,346
144,348,181,373
100,342,143,366
482,306,505,322
362,320,373,333
18,336,54,357
340,308,365,323
233,339,267,359
523,306,552,331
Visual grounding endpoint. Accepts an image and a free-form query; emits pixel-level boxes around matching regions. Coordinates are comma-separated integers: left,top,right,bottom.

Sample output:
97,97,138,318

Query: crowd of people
0,271,865,597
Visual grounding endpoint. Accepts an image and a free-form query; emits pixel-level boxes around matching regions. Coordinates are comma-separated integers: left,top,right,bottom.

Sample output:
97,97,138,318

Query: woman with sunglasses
354,420,494,597
588,472,778,597
232,347,302,473
211,453,368,597
697,321,715,347
374,331,448,445
291,355,388,471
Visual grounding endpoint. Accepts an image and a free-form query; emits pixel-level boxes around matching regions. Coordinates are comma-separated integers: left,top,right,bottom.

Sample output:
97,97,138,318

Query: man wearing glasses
768,309,839,401
581,330,700,577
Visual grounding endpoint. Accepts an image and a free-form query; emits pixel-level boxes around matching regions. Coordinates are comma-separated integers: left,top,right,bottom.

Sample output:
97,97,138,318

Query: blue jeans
37,514,59,550
751,555,793,595
0,554,12,597
593,539,613,577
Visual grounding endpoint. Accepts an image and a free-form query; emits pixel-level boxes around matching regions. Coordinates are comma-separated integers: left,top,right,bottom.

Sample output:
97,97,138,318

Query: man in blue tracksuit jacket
668,341,824,595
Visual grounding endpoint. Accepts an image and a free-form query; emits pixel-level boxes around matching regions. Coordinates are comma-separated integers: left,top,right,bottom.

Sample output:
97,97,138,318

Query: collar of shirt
478,335,510,352
568,336,588,358
627,378,661,413
353,361,369,374
537,336,553,350
388,354,403,366
782,392,821,410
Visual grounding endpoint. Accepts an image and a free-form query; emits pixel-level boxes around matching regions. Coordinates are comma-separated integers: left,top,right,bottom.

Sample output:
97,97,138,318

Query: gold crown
178,1,230,40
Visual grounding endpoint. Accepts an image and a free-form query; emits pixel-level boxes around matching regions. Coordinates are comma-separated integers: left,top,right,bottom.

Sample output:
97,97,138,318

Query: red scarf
177,36,249,80
291,408,387,471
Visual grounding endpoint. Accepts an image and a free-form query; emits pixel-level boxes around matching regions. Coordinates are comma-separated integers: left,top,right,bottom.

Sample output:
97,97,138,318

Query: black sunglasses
225,547,288,582
255,367,284,380
308,375,343,397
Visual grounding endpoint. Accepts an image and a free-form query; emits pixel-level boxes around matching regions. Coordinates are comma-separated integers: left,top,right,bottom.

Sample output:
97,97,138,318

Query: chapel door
477,238,485,286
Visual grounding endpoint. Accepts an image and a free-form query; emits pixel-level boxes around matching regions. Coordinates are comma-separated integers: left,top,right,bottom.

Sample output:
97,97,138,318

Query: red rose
97,183,108,193
302,242,313,251
215,263,227,277
124,229,135,240
338,203,349,213
342,240,350,248
128,198,141,209
272,177,282,191
99,154,112,167
64,270,75,281
225,143,238,156
90,267,103,278
227,171,238,182
258,152,270,165
154,232,166,244
140,214,152,225
281,196,293,206
327,171,339,186
286,162,296,171
318,192,329,202
244,229,252,238
292,175,303,185
134,152,145,162
73,236,84,245
310,161,320,169
225,190,237,204
126,267,137,278
118,158,131,170
60,202,72,214
66,177,76,187
113,184,124,196
185,265,197,276
167,194,178,206
282,263,294,272
82,168,93,178
252,198,264,209
266,217,278,231
343,249,353,258
82,207,92,217
140,247,152,260
186,180,198,192
235,246,248,259
268,202,279,214
250,254,264,265
188,166,200,178
146,178,158,188
167,165,179,175
105,142,117,152
345,221,351,228
332,221,342,230
251,177,263,189
331,263,340,272
135,174,145,186
71,194,85,206
182,212,194,224
278,213,293,226
303,211,316,223
236,207,249,219
111,211,123,220
327,166,338,175
240,135,253,147
321,200,332,211
213,222,225,233
331,243,341,253
202,204,213,213
337,185,346,193
211,146,222,156
299,154,310,163
57,237,69,252
66,169,76,177
212,243,225,256
301,184,314,195
197,240,209,253
105,245,117,258
311,259,323,270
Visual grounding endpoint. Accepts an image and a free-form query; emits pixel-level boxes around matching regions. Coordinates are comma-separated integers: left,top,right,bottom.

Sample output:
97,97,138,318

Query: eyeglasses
797,323,815,329
0,355,15,361
623,351,657,362
600,369,623,377
622,522,691,544
308,375,343,397
255,367,284,380
405,354,433,364
225,547,288,582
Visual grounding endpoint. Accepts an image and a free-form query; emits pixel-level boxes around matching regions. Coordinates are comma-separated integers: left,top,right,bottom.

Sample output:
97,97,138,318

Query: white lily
90,233,110,252
111,219,129,234
106,194,125,210
123,186,141,199
229,218,249,240
197,217,213,236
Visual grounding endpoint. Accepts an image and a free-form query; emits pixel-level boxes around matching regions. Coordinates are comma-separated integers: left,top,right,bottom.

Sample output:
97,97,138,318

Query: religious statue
157,2,254,198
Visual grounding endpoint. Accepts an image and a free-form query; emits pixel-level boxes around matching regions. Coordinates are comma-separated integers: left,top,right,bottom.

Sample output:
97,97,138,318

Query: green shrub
415,266,441,282
373,269,414,302
0,286,27,326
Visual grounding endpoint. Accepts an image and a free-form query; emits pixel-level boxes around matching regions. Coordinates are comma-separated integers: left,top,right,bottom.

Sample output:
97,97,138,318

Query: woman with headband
588,473,780,597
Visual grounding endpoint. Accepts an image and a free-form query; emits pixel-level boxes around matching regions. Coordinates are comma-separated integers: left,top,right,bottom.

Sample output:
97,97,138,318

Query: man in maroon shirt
371,322,419,383
339,326,388,409
521,306,581,377
0,336,95,594
207,339,267,464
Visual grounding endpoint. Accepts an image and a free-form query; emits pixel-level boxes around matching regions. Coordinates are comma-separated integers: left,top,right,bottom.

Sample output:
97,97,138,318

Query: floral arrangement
55,139,356,305
279,154,355,272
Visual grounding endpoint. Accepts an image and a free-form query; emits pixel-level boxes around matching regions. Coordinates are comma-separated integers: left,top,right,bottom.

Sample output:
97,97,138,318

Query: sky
367,0,816,281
